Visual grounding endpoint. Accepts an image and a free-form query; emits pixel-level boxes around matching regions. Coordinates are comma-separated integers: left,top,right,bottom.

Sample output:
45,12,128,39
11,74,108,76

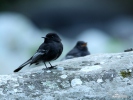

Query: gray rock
0,52,133,100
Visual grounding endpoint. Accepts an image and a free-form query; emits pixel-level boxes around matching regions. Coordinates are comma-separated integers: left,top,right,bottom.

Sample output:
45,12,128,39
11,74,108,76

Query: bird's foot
42,65,57,70
48,65,57,69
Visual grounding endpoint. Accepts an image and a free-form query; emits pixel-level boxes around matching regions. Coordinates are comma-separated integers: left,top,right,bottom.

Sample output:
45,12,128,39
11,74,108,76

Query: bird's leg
42,62,48,70
48,62,57,69
44,63,48,68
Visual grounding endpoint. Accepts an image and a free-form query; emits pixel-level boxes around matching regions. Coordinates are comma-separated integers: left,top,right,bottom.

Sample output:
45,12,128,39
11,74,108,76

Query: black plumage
65,41,90,59
14,33,63,72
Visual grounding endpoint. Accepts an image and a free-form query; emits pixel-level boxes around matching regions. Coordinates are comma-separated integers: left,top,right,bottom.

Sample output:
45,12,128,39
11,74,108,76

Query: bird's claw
48,66,57,69
42,65,57,70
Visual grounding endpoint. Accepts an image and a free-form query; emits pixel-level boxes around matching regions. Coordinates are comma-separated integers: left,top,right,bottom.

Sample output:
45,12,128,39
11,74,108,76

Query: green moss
120,70,132,78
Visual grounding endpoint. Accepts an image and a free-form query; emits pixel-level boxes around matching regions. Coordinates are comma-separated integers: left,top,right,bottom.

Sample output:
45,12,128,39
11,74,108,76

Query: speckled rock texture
0,52,133,100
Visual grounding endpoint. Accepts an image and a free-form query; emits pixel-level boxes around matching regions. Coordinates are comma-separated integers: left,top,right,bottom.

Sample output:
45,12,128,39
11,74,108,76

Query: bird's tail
14,58,32,72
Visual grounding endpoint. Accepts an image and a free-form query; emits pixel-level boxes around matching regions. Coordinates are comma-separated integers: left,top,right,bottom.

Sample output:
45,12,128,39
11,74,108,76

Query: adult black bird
14,33,63,72
65,41,90,59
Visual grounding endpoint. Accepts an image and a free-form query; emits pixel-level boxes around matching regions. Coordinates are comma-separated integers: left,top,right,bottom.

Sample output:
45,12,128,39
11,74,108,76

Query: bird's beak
42,37,46,38
42,37,49,39
81,43,87,47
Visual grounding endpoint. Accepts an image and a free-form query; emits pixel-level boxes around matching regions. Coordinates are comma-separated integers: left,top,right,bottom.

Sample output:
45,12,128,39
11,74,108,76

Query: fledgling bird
65,41,90,59
14,33,63,72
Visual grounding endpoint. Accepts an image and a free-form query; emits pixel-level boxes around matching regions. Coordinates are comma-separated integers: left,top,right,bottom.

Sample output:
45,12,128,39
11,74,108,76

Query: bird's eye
52,36,54,38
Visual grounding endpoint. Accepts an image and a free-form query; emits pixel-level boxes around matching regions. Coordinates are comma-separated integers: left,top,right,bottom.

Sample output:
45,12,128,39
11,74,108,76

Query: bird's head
42,33,61,42
76,41,88,50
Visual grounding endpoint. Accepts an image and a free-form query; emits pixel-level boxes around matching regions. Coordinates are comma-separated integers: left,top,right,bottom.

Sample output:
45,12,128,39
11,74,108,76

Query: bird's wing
14,44,50,72
30,44,50,64
66,48,81,58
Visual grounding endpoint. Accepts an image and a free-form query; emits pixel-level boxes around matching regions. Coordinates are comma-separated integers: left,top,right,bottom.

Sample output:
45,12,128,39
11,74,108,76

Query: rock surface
0,52,133,100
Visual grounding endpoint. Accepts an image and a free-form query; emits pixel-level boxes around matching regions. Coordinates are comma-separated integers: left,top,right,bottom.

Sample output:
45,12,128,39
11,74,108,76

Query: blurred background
0,0,133,74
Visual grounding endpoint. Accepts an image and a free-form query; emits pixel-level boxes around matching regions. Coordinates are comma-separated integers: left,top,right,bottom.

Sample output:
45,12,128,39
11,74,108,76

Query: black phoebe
65,41,90,59
14,33,63,72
